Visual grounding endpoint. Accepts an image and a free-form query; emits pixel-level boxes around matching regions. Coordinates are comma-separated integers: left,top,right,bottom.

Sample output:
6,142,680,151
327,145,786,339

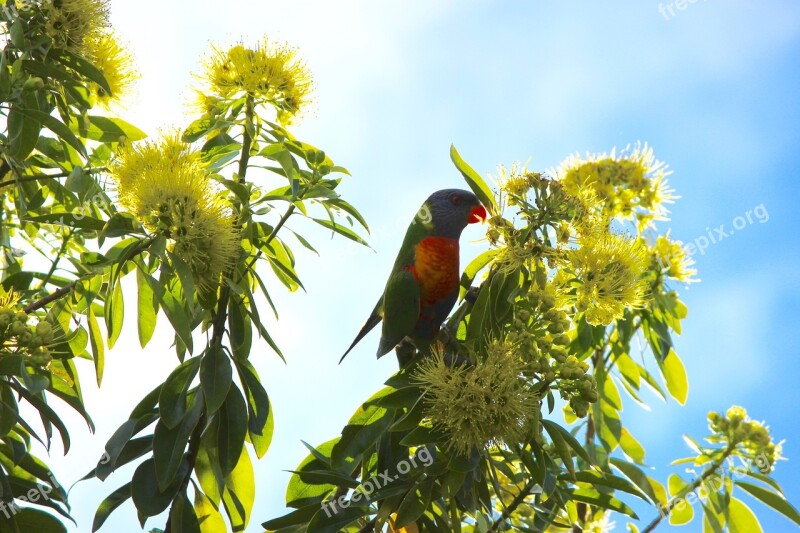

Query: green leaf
154,279,194,354
217,385,248,477
305,505,368,533
449,144,497,214
311,218,369,246
331,403,394,469
158,357,201,429
395,480,434,528
9,508,67,533
92,483,131,532
609,458,667,506
459,249,499,297
200,347,232,415
620,427,646,464
669,491,695,525
170,489,201,533
541,419,592,473
131,458,185,518
194,490,226,533
84,115,146,142
26,213,105,231
96,435,154,481
735,480,800,527
101,213,142,240
87,309,104,386
286,438,342,509
661,349,689,405
235,360,273,459
54,48,111,95
136,268,158,348
153,390,204,491
726,497,763,533
15,108,86,157
104,279,124,349
399,425,447,447
566,487,638,519
221,445,255,531
286,469,360,489
261,504,319,530
561,470,651,502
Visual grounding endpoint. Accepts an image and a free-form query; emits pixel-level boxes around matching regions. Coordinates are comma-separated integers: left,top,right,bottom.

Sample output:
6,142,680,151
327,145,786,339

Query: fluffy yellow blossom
654,232,698,283
83,31,137,107
554,143,675,229
111,134,239,288
495,163,541,200
413,342,536,455
39,0,137,107
201,38,313,124
41,0,109,52
562,230,650,326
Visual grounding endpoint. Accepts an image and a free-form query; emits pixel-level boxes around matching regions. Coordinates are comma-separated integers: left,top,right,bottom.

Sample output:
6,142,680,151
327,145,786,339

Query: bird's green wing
376,268,420,358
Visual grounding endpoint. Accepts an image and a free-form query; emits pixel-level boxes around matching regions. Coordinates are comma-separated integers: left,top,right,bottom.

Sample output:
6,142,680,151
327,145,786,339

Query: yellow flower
200,37,313,124
83,31,137,107
553,143,675,229
414,342,536,455
496,163,540,199
563,230,650,326
111,134,239,288
41,0,109,52
0,288,20,312
653,233,698,284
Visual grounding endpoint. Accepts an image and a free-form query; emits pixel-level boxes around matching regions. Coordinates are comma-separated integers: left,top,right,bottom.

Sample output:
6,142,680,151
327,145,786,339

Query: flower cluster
111,134,239,289
200,38,313,124
553,143,675,232
653,232,699,284
0,291,55,367
509,288,598,418
413,342,536,455
708,406,782,473
38,0,136,107
40,0,109,51
558,230,650,326
488,168,589,273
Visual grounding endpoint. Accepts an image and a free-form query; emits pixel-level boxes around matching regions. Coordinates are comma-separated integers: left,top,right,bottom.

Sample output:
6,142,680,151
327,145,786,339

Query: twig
489,478,540,532
641,445,735,533
23,280,78,314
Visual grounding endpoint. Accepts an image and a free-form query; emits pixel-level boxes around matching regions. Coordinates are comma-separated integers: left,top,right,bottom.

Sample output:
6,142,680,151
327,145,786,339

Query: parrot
339,189,487,363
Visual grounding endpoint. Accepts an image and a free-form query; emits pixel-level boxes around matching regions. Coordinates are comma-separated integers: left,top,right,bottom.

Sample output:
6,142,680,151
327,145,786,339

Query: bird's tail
339,307,382,364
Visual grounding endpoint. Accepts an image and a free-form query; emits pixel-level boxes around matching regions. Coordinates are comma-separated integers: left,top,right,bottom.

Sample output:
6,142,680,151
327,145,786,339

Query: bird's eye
450,195,461,205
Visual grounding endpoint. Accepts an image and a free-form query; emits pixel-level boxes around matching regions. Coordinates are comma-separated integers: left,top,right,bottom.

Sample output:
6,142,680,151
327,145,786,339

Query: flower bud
553,334,570,346
9,321,27,336
23,76,45,91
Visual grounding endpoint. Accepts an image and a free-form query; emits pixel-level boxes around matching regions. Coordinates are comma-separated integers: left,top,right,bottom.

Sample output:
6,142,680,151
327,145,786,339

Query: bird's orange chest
412,237,460,306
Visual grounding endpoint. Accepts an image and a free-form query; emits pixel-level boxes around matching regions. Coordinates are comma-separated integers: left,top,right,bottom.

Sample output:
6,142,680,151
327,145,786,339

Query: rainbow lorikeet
340,189,487,363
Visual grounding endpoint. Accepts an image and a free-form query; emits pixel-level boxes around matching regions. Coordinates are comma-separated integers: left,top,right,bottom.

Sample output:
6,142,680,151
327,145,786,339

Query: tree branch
23,280,78,314
641,445,735,533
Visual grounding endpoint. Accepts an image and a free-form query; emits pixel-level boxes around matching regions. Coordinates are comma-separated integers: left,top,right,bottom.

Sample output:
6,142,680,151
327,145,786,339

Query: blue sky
41,1,800,531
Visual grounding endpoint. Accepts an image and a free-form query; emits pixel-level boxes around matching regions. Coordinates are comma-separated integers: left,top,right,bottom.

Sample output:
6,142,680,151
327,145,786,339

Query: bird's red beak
468,204,487,224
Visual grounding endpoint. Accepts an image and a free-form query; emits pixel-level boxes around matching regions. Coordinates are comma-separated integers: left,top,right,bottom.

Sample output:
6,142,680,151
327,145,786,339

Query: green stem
489,478,540,532
641,445,735,533
37,229,74,290
210,94,256,348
